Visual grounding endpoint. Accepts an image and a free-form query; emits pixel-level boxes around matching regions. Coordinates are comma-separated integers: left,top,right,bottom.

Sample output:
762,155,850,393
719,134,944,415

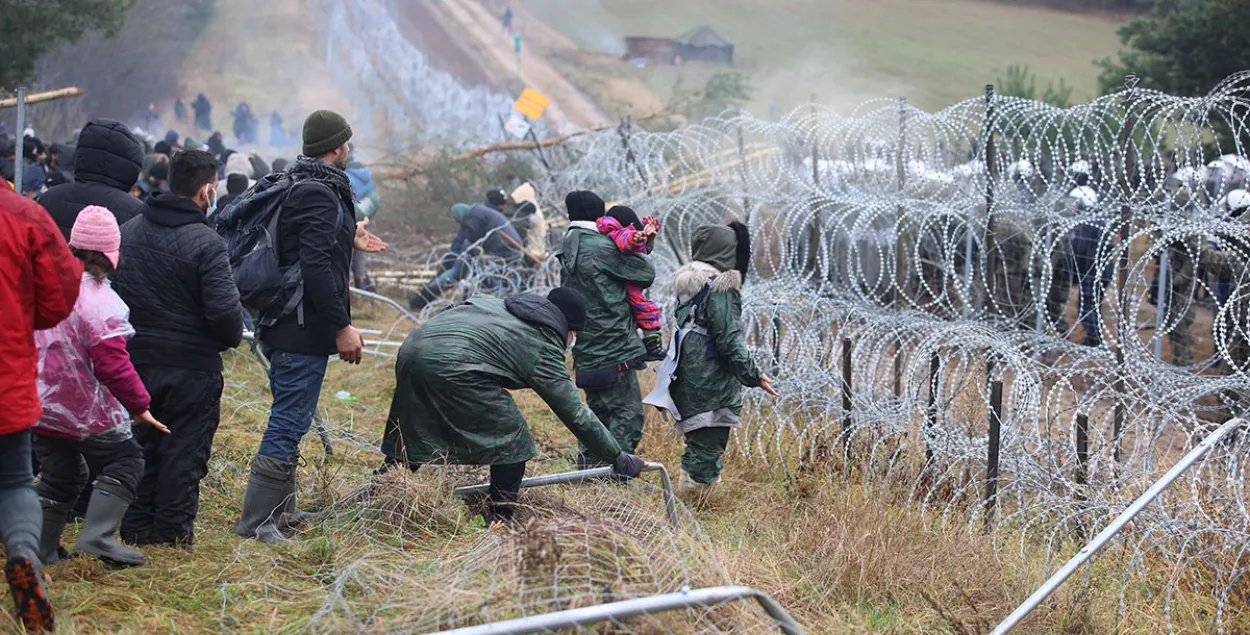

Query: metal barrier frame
990,417,1247,634
428,585,805,635
453,462,679,529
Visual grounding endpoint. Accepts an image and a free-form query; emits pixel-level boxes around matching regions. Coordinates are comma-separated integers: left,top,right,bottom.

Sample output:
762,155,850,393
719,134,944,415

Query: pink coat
35,274,150,439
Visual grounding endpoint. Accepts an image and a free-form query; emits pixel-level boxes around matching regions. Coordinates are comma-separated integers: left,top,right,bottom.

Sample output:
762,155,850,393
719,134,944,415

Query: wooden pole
0,87,83,109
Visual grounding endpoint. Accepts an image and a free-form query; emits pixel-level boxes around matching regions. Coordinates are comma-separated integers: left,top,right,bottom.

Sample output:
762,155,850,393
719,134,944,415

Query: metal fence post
984,380,1004,530
1112,74,1140,467
14,86,26,196
772,314,782,376
925,354,941,464
1074,413,1089,496
840,337,853,456
738,112,751,226
893,96,908,398
990,418,1247,635
984,84,1000,322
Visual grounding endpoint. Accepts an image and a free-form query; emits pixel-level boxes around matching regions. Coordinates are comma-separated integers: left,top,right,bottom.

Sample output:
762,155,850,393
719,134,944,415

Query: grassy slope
0,295,1231,634
518,0,1125,114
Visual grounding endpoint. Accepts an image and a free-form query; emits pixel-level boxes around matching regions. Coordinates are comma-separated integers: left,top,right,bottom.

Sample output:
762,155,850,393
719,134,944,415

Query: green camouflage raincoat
558,222,656,371
380,294,623,466
669,225,762,423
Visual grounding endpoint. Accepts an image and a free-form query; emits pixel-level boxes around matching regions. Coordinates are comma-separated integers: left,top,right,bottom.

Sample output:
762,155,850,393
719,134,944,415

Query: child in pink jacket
597,205,665,361
33,206,167,567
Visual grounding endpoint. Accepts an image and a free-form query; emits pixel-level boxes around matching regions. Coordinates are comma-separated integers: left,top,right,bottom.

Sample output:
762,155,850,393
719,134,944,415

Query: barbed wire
227,10,1250,624
475,72,1250,632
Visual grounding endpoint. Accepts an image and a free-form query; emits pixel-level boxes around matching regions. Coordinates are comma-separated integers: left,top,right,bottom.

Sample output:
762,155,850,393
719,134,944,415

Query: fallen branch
0,87,84,109
377,112,671,180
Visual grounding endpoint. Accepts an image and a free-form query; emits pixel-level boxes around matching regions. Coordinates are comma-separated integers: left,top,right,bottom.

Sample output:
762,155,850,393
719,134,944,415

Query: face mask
204,185,218,216
567,334,578,351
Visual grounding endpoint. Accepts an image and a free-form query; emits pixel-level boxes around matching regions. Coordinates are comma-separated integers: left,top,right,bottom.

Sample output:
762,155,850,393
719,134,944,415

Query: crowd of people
0,104,779,632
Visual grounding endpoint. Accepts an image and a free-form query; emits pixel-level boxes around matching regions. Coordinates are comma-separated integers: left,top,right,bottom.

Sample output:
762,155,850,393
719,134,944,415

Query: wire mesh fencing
457,73,1250,632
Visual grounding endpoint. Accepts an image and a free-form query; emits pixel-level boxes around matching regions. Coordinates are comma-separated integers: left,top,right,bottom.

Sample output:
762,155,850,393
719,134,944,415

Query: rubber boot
235,455,291,544
677,469,716,495
5,545,54,634
278,454,316,531
38,498,72,565
75,476,144,566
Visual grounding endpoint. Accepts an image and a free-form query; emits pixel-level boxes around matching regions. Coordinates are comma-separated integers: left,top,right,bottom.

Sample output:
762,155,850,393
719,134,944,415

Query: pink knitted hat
69,205,121,268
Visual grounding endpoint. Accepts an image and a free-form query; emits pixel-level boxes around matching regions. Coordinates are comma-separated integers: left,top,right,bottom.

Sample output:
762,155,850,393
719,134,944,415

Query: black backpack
213,172,305,327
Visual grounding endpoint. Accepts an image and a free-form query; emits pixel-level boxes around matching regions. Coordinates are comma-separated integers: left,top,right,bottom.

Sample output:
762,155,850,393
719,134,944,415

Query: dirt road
393,0,495,88
433,0,614,130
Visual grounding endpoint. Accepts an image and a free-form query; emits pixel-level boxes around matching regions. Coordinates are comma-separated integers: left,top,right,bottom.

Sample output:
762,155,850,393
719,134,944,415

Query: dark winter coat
558,222,656,371
113,193,243,373
450,203,524,259
37,120,144,240
381,294,624,466
258,159,357,357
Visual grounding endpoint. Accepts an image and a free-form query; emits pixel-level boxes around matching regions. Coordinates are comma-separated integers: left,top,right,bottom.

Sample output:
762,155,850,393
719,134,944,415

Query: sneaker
5,551,54,634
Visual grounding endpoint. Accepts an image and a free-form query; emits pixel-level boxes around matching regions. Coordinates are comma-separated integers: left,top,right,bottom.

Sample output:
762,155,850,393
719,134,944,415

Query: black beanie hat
149,161,169,181
565,190,605,222
302,109,353,157
486,189,508,207
547,287,587,331
226,173,249,195
607,205,643,230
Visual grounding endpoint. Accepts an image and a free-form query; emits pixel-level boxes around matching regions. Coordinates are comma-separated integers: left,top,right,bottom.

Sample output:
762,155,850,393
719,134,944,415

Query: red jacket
0,187,83,435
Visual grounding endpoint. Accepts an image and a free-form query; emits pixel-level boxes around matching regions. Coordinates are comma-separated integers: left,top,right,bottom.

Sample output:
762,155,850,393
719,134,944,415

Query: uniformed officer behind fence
380,287,646,523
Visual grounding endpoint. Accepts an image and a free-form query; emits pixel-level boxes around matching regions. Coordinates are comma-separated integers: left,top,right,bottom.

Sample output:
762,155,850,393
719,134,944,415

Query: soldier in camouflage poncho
666,222,777,491
558,191,657,465
380,288,645,521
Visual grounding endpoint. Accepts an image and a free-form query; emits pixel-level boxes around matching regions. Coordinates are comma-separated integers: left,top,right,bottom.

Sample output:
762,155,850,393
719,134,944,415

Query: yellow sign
513,88,551,120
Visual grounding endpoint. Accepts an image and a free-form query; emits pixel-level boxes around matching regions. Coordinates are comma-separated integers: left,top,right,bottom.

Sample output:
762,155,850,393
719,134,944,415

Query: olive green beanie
302,109,353,157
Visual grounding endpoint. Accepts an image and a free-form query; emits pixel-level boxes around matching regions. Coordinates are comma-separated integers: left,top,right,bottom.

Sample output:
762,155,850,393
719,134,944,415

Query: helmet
1068,160,1092,177
1206,156,1250,201
1225,189,1250,218
1068,185,1098,210
1008,159,1033,180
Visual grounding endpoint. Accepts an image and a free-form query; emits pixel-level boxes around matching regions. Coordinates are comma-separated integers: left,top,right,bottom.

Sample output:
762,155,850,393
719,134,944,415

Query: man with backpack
112,149,243,548
229,110,385,542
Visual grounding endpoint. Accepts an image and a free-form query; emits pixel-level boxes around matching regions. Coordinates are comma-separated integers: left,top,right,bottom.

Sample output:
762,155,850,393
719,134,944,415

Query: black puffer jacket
113,193,244,372
38,120,144,240
259,161,356,357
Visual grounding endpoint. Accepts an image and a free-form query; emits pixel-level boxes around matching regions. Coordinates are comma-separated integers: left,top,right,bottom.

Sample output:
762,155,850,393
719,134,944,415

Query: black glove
612,452,645,479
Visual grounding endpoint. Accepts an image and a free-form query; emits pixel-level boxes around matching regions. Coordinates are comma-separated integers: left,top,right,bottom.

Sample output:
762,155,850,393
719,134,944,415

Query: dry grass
0,296,1236,634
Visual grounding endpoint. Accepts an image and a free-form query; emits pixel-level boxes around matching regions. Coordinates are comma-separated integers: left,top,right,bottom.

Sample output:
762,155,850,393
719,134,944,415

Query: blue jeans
258,346,329,463
0,430,41,556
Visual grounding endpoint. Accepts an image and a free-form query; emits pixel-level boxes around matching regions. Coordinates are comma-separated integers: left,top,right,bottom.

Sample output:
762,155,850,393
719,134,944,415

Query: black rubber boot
38,498,72,565
75,477,144,566
278,453,316,531
235,456,291,544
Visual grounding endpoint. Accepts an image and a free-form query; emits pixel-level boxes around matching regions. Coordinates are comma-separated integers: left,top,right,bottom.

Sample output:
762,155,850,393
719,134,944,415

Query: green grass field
519,0,1127,114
